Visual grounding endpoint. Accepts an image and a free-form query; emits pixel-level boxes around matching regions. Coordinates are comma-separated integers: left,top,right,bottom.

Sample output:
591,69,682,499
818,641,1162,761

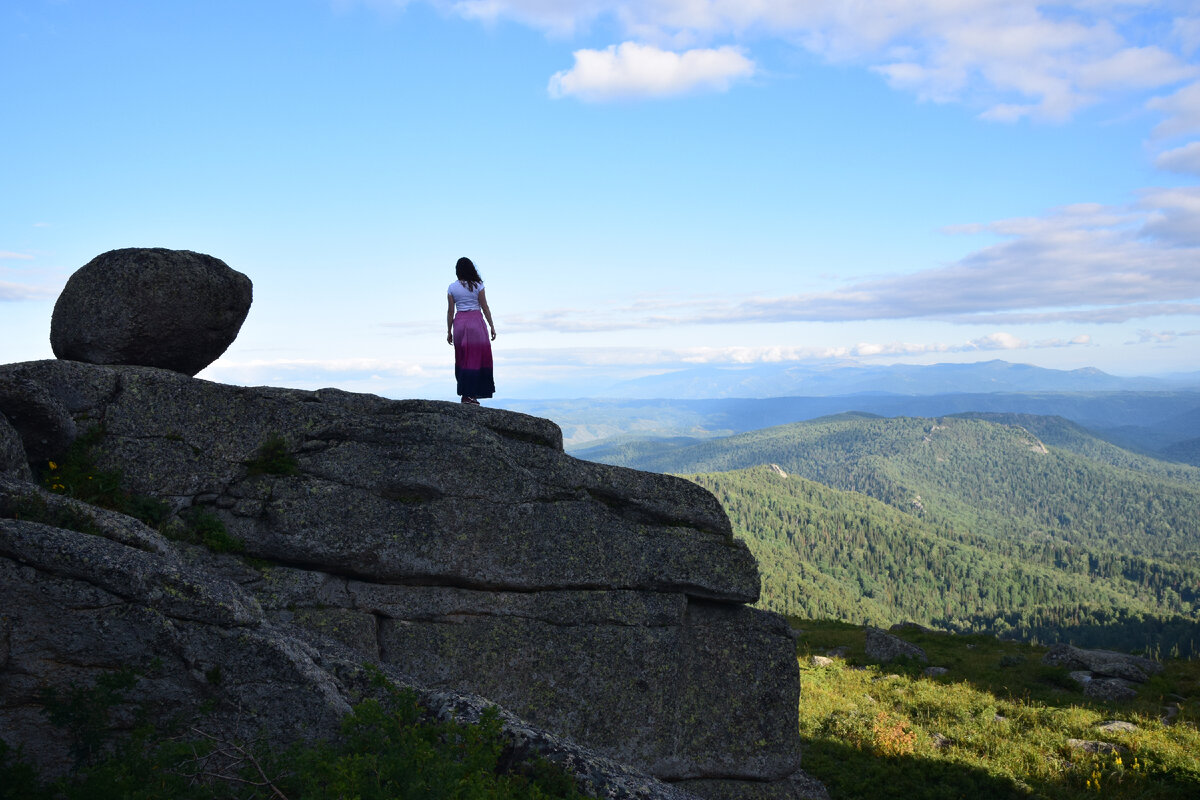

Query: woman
446,256,496,404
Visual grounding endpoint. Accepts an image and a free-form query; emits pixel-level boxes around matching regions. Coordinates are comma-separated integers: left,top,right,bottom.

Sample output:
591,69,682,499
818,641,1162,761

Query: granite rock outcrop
0,359,815,799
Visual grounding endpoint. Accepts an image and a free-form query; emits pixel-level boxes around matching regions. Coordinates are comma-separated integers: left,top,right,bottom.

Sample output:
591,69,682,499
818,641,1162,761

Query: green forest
590,413,1200,655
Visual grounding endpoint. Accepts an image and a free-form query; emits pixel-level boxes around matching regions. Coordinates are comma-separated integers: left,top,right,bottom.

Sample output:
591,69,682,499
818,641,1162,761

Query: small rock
1068,671,1093,686
50,248,253,376
1067,739,1123,755
931,733,952,749
1096,721,1137,733
1162,704,1180,725
923,666,948,677
811,655,835,667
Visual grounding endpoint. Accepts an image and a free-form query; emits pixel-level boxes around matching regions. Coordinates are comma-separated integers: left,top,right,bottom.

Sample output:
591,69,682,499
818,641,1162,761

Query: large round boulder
50,248,252,376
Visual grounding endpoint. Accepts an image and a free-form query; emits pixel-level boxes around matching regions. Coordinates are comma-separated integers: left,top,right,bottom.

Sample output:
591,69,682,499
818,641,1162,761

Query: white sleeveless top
448,280,484,311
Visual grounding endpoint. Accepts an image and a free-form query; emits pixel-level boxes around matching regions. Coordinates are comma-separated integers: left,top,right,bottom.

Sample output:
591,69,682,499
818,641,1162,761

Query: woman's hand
490,329,496,341
447,332,453,345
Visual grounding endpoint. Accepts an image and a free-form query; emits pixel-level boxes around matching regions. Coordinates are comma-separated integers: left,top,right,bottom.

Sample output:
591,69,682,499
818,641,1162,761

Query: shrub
169,507,243,554
39,427,169,528
245,435,298,477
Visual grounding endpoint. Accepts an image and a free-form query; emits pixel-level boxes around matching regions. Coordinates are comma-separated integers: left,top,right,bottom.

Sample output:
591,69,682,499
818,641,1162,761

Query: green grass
793,619,1200,799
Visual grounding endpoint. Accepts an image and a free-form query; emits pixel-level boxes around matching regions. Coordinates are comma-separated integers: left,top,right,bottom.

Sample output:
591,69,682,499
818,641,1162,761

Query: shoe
462,396,480,405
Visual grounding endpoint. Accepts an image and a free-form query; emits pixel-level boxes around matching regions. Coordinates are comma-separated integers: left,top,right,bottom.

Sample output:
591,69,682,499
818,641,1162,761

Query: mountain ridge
580,413,1200,653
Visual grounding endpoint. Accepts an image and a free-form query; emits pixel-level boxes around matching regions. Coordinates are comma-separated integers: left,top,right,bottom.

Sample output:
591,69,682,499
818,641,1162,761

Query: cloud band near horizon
489,193,1200,333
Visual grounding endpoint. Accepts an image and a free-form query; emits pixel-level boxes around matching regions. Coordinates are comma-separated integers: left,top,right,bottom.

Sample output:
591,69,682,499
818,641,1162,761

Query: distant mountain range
497,361,1200,463
597,359,1200,399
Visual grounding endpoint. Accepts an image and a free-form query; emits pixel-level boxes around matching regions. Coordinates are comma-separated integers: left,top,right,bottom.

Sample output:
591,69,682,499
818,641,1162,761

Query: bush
169,507,243,554
245,435,298,477
39,426,170,528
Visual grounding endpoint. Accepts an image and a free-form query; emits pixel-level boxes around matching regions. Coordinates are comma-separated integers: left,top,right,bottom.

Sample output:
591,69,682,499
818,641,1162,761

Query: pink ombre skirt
452,310,494,398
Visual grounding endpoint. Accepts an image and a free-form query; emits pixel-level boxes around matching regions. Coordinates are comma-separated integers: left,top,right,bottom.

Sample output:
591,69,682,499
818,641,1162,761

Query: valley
529,381,1200,656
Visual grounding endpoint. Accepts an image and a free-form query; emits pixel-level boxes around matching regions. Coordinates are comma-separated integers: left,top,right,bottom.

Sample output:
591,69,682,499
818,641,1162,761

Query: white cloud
971,332,1026,350
942,303,1200,324
1155,141,1200,174
205,356,439,376
1078,46,1196,91
1175,16,1200,57
0,251,34,260
548,42,754,100
1128,328,1200,344
395,2,1200,117
1139,185,1200,245
1148,79,1200,138
199,356,446,392
481,191,1200,332
498,332,1094,369
0,281,52,301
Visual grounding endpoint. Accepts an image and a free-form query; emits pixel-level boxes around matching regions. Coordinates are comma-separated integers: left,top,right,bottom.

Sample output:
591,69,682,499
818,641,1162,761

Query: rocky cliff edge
0,360,819,800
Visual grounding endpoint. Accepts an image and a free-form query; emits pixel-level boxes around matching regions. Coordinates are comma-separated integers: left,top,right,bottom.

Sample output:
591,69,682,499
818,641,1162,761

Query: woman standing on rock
446,257,496,404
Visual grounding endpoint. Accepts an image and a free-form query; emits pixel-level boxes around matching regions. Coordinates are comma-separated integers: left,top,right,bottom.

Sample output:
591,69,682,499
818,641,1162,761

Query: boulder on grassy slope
0,359,813,800
50,248,252,376
865,627,928,664
1042,643,1162,683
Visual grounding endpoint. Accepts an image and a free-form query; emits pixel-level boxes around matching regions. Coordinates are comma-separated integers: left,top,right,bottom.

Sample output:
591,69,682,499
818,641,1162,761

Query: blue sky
3,0,1199,399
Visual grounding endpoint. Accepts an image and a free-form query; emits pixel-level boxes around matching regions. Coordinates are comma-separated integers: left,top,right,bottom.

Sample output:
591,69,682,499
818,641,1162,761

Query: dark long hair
455,257,482,292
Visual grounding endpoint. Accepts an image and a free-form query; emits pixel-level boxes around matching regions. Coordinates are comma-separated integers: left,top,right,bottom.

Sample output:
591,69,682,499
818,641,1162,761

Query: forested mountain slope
950,412,1200,482
593,415,1200,561
686,466,1200,653
584,414,1200,652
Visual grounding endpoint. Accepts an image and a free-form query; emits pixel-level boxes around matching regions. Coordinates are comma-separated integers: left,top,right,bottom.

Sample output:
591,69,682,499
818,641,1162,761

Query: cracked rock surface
0,360,820,800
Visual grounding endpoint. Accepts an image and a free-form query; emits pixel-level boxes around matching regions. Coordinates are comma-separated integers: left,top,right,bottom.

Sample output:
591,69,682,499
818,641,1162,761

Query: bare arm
446,294,455,345
478,289,496,341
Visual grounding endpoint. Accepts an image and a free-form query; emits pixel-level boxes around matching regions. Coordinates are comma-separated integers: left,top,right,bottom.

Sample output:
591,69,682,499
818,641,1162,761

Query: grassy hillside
792,619,1200,799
